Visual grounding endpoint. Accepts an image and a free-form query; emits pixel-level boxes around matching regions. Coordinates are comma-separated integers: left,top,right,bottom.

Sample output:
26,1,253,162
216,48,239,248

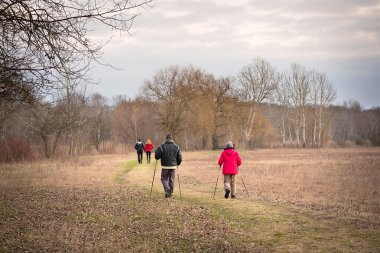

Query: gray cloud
91,0,380,108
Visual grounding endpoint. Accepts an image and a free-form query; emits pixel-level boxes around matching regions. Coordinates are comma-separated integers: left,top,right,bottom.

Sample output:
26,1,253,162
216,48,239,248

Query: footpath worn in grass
0,152,379,252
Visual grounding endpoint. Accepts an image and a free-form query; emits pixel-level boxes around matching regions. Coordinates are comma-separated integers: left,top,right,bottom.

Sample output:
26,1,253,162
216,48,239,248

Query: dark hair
166,133,173,139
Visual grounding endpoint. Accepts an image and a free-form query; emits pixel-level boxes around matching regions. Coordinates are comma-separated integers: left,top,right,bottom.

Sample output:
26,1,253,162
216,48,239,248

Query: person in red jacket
218,141,242,199
145,139,154,164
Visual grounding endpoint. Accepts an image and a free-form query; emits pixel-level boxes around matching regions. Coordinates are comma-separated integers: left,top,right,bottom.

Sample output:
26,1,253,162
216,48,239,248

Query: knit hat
226,141,233,148
166,133,173,140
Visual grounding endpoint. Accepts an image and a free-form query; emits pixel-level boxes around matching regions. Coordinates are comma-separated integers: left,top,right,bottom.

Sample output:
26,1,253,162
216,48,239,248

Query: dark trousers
137,150,143,164
161,169,176,194
146,151,151,164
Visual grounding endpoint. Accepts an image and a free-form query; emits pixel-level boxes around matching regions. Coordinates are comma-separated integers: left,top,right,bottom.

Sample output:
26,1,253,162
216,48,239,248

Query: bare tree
275,73,293,146
284,63,310,147
212,77,235,147
310,70,321,147
365,108,380,145
89,93,109,151
0,68,36,130
237,58,278,148
0,0,152,100
29,102,67,158
310,70,336,147
61,79,89,156
194,75,235,148
141,66,200,139
331,100,363,145
112,96,140,146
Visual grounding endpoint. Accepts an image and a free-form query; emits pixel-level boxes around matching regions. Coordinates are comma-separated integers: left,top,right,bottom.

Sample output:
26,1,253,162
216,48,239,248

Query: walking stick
213,166,221,199
239,167,250,198
177,167,182,198
149,160,158,196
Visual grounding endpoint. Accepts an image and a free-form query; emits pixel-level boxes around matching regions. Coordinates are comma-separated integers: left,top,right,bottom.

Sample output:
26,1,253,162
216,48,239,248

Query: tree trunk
318,107,323,147
281,114,286,145
302,112,306,147
242,106,256,148
295,124,300,147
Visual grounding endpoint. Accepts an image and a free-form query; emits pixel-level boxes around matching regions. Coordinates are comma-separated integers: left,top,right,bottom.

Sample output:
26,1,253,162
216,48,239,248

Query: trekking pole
213,166,221,199
239,167,250,198
177,166,182,198
149,160,158,196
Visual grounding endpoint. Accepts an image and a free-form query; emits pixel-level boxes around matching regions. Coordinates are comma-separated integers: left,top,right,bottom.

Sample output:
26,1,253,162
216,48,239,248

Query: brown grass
0,148,379,252
0,154,127,189
174,148,379,222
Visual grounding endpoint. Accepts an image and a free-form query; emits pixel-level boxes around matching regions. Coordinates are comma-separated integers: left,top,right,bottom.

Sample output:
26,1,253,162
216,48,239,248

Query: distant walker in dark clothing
134,138,145,164
155,134,182,198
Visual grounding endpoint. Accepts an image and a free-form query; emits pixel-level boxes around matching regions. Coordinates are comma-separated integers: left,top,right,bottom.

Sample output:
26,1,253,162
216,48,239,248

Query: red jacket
218,148,242,175
145,143,154,152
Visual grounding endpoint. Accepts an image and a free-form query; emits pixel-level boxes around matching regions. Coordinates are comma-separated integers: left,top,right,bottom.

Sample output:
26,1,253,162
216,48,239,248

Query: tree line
1,1,379,162
1,59,380,162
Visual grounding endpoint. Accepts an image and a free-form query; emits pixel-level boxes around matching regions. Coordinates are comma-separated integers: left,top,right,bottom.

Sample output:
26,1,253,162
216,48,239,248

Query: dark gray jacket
135,141,144,152
155,139,182,168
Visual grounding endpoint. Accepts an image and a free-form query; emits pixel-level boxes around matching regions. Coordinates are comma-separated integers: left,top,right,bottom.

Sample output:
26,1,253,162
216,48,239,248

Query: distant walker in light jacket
145,139,154,164
155,134,182,198
218,141,242,199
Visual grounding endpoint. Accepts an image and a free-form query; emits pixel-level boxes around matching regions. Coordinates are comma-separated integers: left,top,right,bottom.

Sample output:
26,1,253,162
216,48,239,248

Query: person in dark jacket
155,133,182,198
134,138,145,164
218,141,242,198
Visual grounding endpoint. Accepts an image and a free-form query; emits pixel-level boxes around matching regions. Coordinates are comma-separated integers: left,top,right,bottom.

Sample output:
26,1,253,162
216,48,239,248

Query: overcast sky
90,0,380,109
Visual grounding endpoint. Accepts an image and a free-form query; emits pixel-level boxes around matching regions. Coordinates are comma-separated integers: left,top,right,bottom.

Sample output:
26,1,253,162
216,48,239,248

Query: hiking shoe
231,195,236,199
224,189,230,198
165,192,170,198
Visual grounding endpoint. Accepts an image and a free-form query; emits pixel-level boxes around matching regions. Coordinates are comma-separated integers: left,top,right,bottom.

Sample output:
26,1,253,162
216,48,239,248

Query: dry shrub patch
0,136,35,163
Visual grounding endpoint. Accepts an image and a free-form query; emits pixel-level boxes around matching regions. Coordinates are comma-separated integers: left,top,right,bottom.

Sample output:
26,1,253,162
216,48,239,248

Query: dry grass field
0,148,379,252
181,148,380,221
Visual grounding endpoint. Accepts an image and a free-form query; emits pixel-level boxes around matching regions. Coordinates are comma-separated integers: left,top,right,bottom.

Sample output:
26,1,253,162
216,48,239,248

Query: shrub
0,136,35,163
